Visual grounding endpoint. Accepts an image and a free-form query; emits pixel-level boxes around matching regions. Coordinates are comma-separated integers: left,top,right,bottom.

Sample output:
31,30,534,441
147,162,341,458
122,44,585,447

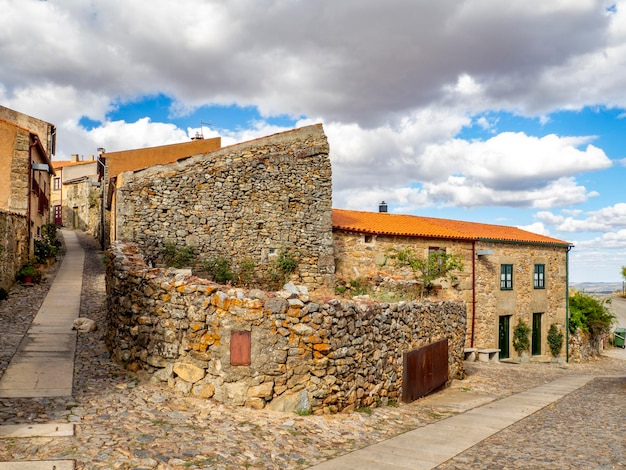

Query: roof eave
478,237,572,248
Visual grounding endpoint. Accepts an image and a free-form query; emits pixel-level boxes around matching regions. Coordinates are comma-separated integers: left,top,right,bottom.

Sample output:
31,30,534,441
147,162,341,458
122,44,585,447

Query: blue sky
1,0,625,282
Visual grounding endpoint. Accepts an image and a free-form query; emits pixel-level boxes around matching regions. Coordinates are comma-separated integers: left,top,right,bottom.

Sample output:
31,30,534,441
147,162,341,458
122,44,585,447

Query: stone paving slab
0,461,74,470
0,230,82,399
0,424,73,438
0,357,75,397
309,375,595,470
414,389,494,411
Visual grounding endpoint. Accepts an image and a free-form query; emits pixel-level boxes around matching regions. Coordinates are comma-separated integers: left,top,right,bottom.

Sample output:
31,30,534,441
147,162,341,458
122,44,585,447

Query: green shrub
265,249,298,289
275,249,297,278
547,323,564,357
568,292,616,340
236,258,255,286
512,318,531,355
335,285,347,295
349,277,369,296
203,257,234,284
162,243,195,268
34,223,61,264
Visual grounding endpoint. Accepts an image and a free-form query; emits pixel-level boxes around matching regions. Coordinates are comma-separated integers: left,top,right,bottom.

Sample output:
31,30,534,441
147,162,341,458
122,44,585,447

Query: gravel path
0,230,624,469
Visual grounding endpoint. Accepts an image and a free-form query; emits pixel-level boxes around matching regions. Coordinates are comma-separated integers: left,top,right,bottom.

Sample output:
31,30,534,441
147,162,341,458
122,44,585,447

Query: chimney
71,154,80,162
379,201,388,213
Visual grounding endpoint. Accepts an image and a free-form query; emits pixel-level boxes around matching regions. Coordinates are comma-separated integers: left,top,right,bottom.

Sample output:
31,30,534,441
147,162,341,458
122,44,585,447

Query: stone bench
464,347,477,362
477,348,500,363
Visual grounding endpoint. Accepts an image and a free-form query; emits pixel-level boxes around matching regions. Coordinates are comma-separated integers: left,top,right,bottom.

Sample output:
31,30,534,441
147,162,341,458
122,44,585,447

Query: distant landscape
570,282,625,294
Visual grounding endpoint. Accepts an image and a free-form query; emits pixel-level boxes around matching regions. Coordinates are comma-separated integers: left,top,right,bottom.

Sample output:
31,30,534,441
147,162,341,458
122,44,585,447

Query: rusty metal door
402,338,448,403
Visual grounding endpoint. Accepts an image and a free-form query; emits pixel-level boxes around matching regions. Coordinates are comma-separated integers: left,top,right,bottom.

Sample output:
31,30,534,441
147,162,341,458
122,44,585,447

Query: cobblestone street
0,231,624,469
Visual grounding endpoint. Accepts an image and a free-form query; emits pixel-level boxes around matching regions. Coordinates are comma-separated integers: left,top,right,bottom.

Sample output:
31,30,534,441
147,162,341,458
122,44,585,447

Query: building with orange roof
51,155,101,235
333,206,572,361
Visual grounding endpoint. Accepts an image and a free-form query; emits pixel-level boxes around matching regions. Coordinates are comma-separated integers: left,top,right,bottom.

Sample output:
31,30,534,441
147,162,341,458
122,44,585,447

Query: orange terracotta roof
52,160,97,169
332,209,570,246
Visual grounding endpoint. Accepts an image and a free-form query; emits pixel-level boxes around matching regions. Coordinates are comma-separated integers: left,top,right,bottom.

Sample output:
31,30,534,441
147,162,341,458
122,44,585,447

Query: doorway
498,315,511,360
532,312,543,356
54,205,62,225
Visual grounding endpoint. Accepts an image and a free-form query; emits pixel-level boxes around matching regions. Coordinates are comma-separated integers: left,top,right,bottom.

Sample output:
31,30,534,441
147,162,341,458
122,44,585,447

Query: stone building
101,136,222,247
332,208,571,361
113,124,334,287
0,108,55,258
51,155,101,235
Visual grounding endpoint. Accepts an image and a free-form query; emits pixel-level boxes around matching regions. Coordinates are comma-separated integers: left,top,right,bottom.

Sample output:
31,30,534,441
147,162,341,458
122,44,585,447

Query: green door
498,316,510,360
532,313,542,356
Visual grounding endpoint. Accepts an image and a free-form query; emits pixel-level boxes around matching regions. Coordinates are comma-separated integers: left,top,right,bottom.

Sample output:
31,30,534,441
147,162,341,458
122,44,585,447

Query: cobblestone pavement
0,231,625,469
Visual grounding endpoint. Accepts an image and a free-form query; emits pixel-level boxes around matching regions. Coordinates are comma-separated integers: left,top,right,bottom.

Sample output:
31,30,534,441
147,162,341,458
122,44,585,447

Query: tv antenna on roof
192,121,212,141
200,120,212,137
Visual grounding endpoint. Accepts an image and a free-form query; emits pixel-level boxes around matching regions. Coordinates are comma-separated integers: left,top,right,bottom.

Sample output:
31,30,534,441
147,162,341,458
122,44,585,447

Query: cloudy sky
1,0,625,283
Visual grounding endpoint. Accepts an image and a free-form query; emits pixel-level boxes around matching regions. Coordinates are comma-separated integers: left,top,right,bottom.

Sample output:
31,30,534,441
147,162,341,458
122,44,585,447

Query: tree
569,292,616,349
387,247,464,298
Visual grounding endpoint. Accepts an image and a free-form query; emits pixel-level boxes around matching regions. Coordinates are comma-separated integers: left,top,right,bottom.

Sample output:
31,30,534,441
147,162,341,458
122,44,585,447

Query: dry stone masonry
0,210,28,290
106,241,467,413
114,124,334,288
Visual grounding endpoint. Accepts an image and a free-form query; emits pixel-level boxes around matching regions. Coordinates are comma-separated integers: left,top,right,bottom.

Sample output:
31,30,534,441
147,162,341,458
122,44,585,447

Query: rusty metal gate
402,338,448,403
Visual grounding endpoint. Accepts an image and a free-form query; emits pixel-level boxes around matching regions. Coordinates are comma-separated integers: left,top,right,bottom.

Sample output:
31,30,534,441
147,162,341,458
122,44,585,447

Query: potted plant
16,264,40,284
512,318,531,362
547,323,564,362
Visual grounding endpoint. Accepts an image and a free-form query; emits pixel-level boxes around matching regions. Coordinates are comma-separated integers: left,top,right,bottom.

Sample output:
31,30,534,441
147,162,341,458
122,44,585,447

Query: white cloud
537,203,626,233
517,222,552,237
86,118,189,154
0,0,618,125
576,229,626,249
328,120,610,210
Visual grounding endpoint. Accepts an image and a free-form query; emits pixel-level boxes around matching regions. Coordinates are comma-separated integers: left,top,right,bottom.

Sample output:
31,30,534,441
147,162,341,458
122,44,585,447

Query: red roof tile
332,209,570,246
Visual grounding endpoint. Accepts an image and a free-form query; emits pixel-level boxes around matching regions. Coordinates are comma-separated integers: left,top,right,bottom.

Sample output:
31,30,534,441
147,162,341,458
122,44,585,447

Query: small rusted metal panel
402,348,419,403
432,338,449,391
230,330,251,366
402,338,449,403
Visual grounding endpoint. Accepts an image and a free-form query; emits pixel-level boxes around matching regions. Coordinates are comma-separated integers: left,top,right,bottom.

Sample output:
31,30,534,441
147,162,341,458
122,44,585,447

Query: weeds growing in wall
162,243,195,269
203,257,235,284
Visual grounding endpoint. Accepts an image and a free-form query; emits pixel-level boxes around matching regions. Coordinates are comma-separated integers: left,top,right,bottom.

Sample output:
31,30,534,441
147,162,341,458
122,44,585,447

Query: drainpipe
566,245,572,362
471,240,476,348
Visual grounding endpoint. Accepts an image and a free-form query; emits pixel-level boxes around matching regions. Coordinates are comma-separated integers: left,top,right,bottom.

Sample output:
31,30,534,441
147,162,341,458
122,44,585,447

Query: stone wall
106,241,467,413
0,210,28,291
114,124,334,288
